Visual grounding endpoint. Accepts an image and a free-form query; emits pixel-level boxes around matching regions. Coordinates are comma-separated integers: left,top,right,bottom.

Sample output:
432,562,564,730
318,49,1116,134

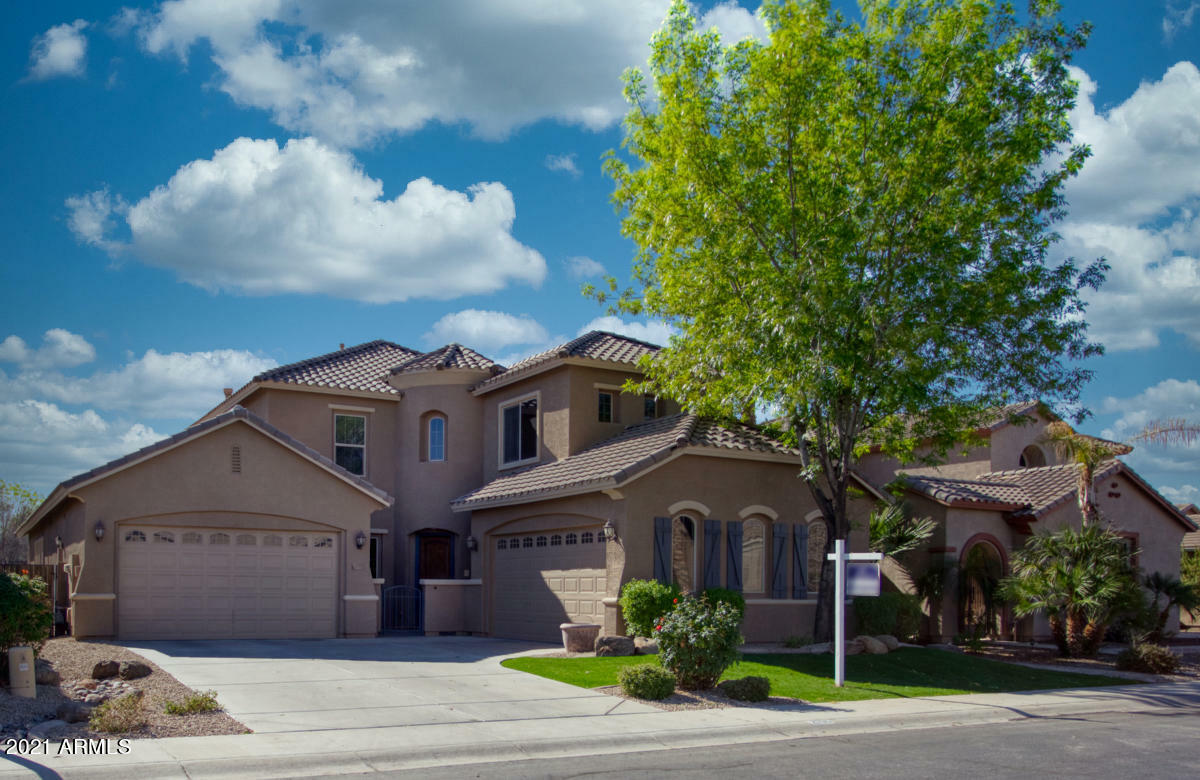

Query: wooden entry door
417,534,452,582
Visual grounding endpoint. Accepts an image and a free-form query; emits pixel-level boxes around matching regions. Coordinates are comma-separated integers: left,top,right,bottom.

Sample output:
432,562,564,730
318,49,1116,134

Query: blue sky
2,1,1198,503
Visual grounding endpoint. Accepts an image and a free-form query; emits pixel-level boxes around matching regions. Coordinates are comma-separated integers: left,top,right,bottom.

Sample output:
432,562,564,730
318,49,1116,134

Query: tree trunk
812,528,837,642
1081,619,1106,657
1048,614,1069,656
1065,610,1087,657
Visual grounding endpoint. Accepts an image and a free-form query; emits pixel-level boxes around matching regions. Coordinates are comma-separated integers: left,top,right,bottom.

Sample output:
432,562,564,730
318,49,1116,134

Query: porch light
602,520,616,542
466,535,478,551
94,520,105,542
55,535,63,548
355,530,367,549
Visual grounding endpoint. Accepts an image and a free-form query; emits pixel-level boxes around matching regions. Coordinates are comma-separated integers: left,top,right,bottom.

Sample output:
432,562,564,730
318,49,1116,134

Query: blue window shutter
726,521,743,592
771,524,787,599
793,524,809,599
703,519,721,590
653,517,671,585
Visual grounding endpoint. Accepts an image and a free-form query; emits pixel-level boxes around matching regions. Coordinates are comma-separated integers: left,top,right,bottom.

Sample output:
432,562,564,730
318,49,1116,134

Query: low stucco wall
421,579,483,634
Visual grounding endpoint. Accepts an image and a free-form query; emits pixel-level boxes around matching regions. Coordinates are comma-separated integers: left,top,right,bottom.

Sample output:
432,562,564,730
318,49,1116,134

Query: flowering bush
619,579,680,637
656,594,743,690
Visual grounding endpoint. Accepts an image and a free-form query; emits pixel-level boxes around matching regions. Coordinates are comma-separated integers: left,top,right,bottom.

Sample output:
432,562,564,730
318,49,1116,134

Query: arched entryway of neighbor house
958,533,1009,638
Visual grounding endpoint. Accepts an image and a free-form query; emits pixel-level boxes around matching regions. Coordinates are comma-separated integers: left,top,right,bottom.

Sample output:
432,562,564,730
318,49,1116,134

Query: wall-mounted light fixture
355,530,367,549
466,535,478,551
93,520,105,542
602,520,616,542
55,535,63,548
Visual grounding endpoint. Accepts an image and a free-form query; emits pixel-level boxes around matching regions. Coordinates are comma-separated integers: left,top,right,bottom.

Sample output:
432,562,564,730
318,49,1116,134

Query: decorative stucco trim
327,403,376,413
342,594,380,601
370,528,389,535
804,510,824,523
601,489,624,501
669,500,711,517
69,593,116,600
418,579,483,586
370,578,386,585
738,504,778,521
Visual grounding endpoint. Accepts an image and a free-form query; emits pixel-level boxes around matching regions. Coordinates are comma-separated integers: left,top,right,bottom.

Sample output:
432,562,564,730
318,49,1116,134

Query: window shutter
771,524,787,599
793,524,809,599
653,517,671,585
703,519,721,590
726,520,743,592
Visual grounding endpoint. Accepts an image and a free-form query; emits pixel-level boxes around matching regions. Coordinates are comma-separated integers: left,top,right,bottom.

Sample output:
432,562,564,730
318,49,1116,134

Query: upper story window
334,414,366,475
598,390,615,423
428,416,446,462
644,394,662,420
501,396,538,465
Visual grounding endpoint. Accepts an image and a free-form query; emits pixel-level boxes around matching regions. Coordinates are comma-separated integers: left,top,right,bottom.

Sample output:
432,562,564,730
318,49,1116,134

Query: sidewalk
4,680,1198,779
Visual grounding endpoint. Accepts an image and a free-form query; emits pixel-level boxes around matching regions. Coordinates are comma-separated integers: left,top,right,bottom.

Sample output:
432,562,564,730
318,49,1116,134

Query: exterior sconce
602,520,616,542
55,535,63,548
94,520,105,542
466,535,478,552
355,530,367,549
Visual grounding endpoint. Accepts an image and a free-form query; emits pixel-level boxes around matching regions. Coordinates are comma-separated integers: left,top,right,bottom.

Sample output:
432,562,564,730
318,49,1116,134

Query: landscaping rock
35,659,60,686
844,639,865,656
798,642,831,654
926,643,964,653
119,661,152,680
857,636,888,655
57,702,92,724
27,719,68,740
875,635,901,651
595,635,636,657
91,660,119,680
634,637,659,655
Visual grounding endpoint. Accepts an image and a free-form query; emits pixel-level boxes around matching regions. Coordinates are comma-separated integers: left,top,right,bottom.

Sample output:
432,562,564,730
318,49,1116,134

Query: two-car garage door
117,525,338,639
491,528,606,642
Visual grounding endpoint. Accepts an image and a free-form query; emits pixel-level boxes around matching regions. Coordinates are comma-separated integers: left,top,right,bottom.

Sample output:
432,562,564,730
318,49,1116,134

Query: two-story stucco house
19,331,878,643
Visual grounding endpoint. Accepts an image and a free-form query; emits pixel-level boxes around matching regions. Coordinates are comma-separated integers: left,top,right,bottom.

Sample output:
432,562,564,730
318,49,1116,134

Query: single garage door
491,528,606,642
118,525,338,639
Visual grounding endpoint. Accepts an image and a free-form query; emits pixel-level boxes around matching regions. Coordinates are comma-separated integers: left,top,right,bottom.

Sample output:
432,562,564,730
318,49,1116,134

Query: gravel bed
594,684,806,711
1,637,248,741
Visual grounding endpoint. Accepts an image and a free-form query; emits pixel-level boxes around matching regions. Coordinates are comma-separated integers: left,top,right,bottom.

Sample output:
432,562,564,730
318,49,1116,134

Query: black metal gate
381,585,423,633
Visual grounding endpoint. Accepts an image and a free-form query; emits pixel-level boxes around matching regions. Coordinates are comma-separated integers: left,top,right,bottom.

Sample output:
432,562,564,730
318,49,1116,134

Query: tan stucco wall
422,581,483,634
480,367,571,484
25,420,386,638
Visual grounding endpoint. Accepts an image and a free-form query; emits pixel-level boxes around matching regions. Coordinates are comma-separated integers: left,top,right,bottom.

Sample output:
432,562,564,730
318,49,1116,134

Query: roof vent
223,387,233,398
231,445,242,474
339,343,345,350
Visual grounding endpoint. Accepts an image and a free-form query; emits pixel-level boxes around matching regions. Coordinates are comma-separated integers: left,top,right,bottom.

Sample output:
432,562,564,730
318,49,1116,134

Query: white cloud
1096,380,1200,501
1160,483,1200,504
545,153,581,177
128,0,764,146
699,1,767,44
564,255,606,279
1164,2,1200,41
0,329,96,370
67,136,546,302
424,310,549,355
65,188,127,254
578,316,674,346
27,20,89,81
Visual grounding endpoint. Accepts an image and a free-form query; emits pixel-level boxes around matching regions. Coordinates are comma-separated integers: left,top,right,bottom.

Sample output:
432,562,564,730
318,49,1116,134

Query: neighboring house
858,402,1198,640
1179,503,1200,551
19,331,875,643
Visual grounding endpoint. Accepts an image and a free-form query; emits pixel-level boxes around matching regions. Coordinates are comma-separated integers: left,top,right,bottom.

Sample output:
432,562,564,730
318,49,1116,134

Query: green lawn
500,648,1131,703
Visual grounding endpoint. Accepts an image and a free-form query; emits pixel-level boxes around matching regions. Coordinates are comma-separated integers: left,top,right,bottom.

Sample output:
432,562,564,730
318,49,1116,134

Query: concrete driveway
122,636,656,734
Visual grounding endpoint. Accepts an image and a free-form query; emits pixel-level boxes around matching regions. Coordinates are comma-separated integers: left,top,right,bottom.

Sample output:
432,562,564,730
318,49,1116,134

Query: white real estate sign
827,540,883,687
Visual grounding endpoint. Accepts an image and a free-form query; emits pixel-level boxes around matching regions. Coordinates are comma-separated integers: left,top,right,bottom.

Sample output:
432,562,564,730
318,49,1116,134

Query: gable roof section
453,413,876,511
254,340,420,393
472,330,661,394
903,461,1196,531
390,343,502,375
20,406,393,536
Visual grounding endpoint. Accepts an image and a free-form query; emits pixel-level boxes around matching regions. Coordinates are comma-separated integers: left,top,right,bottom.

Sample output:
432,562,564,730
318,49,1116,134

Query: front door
416,534,453,583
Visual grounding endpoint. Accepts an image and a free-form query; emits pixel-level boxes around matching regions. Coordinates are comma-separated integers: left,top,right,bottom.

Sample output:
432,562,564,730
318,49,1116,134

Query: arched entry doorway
413,529,455,584
959,535,1007,637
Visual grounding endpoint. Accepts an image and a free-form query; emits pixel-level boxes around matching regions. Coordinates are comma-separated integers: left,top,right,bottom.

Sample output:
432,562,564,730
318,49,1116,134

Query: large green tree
603,0,1103,640
0,481,39,563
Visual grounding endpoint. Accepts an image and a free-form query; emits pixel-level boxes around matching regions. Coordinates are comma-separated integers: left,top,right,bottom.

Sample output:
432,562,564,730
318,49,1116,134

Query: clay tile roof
903,460,1126,518
473,331,661,393
451,413,799,509
389,344,502,375
254,340,420,395
1184,530,1200,550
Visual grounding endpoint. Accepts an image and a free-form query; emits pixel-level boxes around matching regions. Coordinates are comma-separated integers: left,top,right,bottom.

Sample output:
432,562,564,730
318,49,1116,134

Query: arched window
742,518,766,595
428,416,446,462
1018,445,1046,468
671,516,696,591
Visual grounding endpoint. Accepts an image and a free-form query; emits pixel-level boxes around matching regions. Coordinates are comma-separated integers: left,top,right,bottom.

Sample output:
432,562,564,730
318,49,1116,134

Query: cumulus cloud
27,20,89,80
65,188,127,253
1160,483,1200,504
1164,1,1200,41
545,153,581,177
564,255,606,279
67,136,546,302
424,310,550,355
126,0,764,146
578,316,674,346
1061,65,1200,350
0,329,96,370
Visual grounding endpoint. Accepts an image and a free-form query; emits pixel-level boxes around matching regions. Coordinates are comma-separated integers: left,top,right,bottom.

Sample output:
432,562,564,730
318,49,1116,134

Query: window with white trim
501,396,538,465
428,416,446,462
335,414,366,475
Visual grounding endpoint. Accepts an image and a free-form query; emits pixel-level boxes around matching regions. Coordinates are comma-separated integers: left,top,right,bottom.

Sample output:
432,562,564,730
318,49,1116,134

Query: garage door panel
491,529,606,642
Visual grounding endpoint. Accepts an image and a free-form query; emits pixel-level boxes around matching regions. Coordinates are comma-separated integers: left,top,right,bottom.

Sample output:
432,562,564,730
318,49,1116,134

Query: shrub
702,587,746,623
90,691,148,733
619,579,680,637
1115,644,1181,675
853,592,922,640
0,572,53,671
656,594,743,690
718,676,770,702
164,690,221,715
617,664,676,700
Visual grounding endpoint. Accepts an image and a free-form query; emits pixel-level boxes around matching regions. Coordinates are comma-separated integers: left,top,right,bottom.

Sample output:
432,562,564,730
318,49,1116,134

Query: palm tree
1041,421,1131,526
1143,572,1200,643
1129,419,1200,448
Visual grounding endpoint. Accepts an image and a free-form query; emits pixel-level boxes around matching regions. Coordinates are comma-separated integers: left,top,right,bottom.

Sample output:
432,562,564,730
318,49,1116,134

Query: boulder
119,661,152,680
857,635,888,655
28,719,68,740
634,637,659,655
35,659,61,686
874,635,901,652
594,635,636,657
91,660,119,680
844,639,865,656
57,702,92,724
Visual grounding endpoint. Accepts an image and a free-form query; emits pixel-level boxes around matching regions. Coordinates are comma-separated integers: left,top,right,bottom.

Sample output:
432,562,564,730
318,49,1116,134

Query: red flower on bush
673,598,678,603
655,624,662,632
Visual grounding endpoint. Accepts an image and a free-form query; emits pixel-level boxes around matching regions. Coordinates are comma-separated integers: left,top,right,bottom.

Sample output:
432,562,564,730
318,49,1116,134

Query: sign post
827,540,883,687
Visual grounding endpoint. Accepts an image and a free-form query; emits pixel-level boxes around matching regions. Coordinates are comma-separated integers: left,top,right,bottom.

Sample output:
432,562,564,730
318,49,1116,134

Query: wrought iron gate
381,585,423,633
